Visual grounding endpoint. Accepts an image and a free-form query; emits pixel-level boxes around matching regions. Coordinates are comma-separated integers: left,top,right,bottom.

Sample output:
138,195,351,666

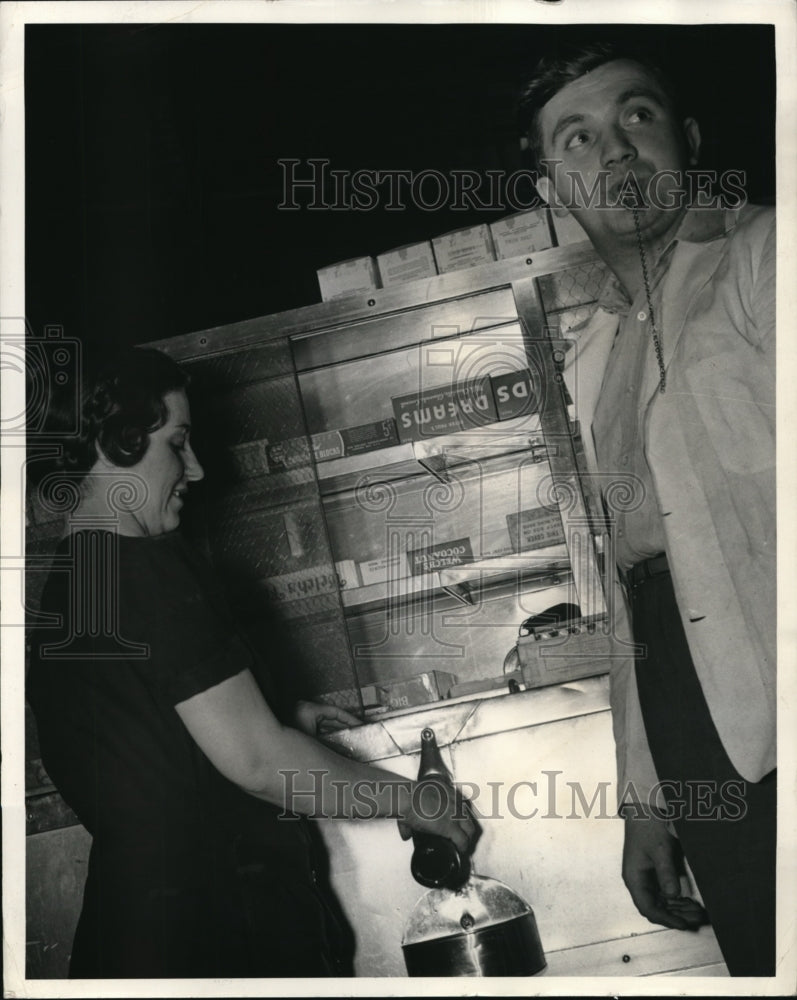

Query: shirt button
637,310,647,322
621,455,629,466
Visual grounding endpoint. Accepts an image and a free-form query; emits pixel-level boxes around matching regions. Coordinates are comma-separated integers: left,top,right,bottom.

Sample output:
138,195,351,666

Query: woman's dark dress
27,529,349,978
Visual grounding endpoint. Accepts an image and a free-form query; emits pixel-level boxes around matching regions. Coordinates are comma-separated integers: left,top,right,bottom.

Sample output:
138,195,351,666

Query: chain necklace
631,206,666,394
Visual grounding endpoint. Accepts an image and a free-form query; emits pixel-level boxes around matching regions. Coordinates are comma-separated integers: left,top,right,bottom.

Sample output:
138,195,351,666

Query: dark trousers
631,566,776,977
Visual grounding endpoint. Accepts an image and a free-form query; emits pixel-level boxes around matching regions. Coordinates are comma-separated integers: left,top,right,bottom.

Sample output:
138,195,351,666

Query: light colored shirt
561,203,776,802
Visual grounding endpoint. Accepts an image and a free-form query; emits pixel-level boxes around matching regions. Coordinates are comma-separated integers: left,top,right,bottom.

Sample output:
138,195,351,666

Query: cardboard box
377,671,458,711
392,376,498,443
228,438,270,479
358,552,410,586
267,418,399,470
517,621,623,689
377,241,438,286
407,537,474,575
261,560,359,604
432,224,496,273
317,256,381,301
507,507,566,551
489,208,554,260
490,369,539,421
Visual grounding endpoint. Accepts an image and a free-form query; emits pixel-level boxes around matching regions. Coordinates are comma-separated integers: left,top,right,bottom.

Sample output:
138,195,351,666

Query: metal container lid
402,875,532,945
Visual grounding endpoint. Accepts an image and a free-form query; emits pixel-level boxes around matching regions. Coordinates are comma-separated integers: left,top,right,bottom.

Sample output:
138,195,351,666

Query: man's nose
601,125,637,168
184,443,205,482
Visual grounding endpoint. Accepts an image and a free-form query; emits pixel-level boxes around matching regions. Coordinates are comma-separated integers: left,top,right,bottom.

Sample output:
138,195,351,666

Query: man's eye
627,107,654,124
565,131,589,150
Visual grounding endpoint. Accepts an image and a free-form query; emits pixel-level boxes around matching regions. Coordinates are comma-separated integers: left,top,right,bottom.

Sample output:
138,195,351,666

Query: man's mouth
610,174,649,209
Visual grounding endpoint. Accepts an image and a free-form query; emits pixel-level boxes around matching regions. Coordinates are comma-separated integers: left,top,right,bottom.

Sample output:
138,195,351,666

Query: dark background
25,22,776,354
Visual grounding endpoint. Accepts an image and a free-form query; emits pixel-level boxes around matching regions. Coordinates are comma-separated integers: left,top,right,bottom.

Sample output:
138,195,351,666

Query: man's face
537,60,700,249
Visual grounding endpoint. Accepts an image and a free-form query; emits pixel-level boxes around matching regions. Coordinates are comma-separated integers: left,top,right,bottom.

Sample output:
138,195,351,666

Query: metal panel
144,243,602,362
513,276,607,620
290,288,518,372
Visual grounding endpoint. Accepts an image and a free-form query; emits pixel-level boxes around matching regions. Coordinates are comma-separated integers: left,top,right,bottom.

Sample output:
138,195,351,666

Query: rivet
622,954,631,963
367,298,376,307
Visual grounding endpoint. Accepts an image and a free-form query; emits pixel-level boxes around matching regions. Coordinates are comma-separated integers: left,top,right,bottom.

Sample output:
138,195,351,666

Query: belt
624,553,670,590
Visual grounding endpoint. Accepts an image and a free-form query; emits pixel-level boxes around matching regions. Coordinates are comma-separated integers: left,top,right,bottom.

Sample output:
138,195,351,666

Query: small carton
261,560,359,605
489,208,554,260
507,507,566,552
266,418,399,471
377,671,459,711
432,224,496,273
228,438,270,480
358,552,410,587
377,241,438,286
317,256,381,301
407,537,474,575
392,376,498,443
490,369,539,421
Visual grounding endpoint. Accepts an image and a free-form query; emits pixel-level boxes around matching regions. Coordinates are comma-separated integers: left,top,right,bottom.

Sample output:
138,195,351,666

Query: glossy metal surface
402,875,545,977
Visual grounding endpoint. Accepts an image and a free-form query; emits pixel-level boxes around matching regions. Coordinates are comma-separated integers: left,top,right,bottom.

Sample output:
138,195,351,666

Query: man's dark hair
63,347,189,476
517,41,682,172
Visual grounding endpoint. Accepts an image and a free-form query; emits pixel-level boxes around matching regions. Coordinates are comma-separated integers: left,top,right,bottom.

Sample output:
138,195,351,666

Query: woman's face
129,389,204,536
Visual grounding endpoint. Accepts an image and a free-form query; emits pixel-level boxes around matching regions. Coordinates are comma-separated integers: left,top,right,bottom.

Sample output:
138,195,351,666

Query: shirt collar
595,203,730,315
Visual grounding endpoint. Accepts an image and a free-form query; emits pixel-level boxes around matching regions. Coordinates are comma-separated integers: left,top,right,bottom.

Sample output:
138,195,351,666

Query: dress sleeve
120,536,255,706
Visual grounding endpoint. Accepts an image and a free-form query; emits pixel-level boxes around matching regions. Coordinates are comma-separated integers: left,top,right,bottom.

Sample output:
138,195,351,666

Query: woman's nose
184,443,205,482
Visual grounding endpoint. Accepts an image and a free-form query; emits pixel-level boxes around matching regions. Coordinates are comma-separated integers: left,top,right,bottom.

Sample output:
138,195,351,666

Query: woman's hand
293,699,362,737
397,778,481,856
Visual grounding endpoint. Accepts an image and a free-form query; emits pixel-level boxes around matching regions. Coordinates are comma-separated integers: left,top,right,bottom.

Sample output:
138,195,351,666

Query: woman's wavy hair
62,347,189,477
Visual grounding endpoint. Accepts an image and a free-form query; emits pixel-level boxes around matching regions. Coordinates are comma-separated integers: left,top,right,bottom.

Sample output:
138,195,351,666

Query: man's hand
292,699,362,737
622,815,708,931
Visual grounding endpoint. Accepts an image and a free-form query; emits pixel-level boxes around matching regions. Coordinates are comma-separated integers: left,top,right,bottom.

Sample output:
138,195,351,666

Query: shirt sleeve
120,535,255,706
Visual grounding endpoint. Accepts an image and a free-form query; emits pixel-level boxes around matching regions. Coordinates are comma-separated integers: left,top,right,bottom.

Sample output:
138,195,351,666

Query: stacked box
392,375,498,443
407,537,474,575
490,369,539,421
376,671,458,711
228,438,270,479
317,256,381,301
358,552,410,586
507,507,566,551
266,418,399,470
377,241,438,286
261,560,360,604
432,224,496,273
489,208,554,260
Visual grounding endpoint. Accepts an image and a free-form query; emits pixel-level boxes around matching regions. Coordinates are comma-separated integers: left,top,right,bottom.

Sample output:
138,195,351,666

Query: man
517,42,775,976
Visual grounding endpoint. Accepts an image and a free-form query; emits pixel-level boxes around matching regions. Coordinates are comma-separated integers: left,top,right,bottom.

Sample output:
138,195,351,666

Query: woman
27,347,476,979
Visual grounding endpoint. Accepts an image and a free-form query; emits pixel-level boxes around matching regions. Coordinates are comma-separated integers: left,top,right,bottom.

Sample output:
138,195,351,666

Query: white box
377,241,438,286
432,224,496,273
489,208,554,260
317,256,381,301
358,552,409,586
549,210,589,247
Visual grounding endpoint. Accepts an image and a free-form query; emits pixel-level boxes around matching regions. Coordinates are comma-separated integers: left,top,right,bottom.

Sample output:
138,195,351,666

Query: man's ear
683,117,701,166
536,173,570,219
